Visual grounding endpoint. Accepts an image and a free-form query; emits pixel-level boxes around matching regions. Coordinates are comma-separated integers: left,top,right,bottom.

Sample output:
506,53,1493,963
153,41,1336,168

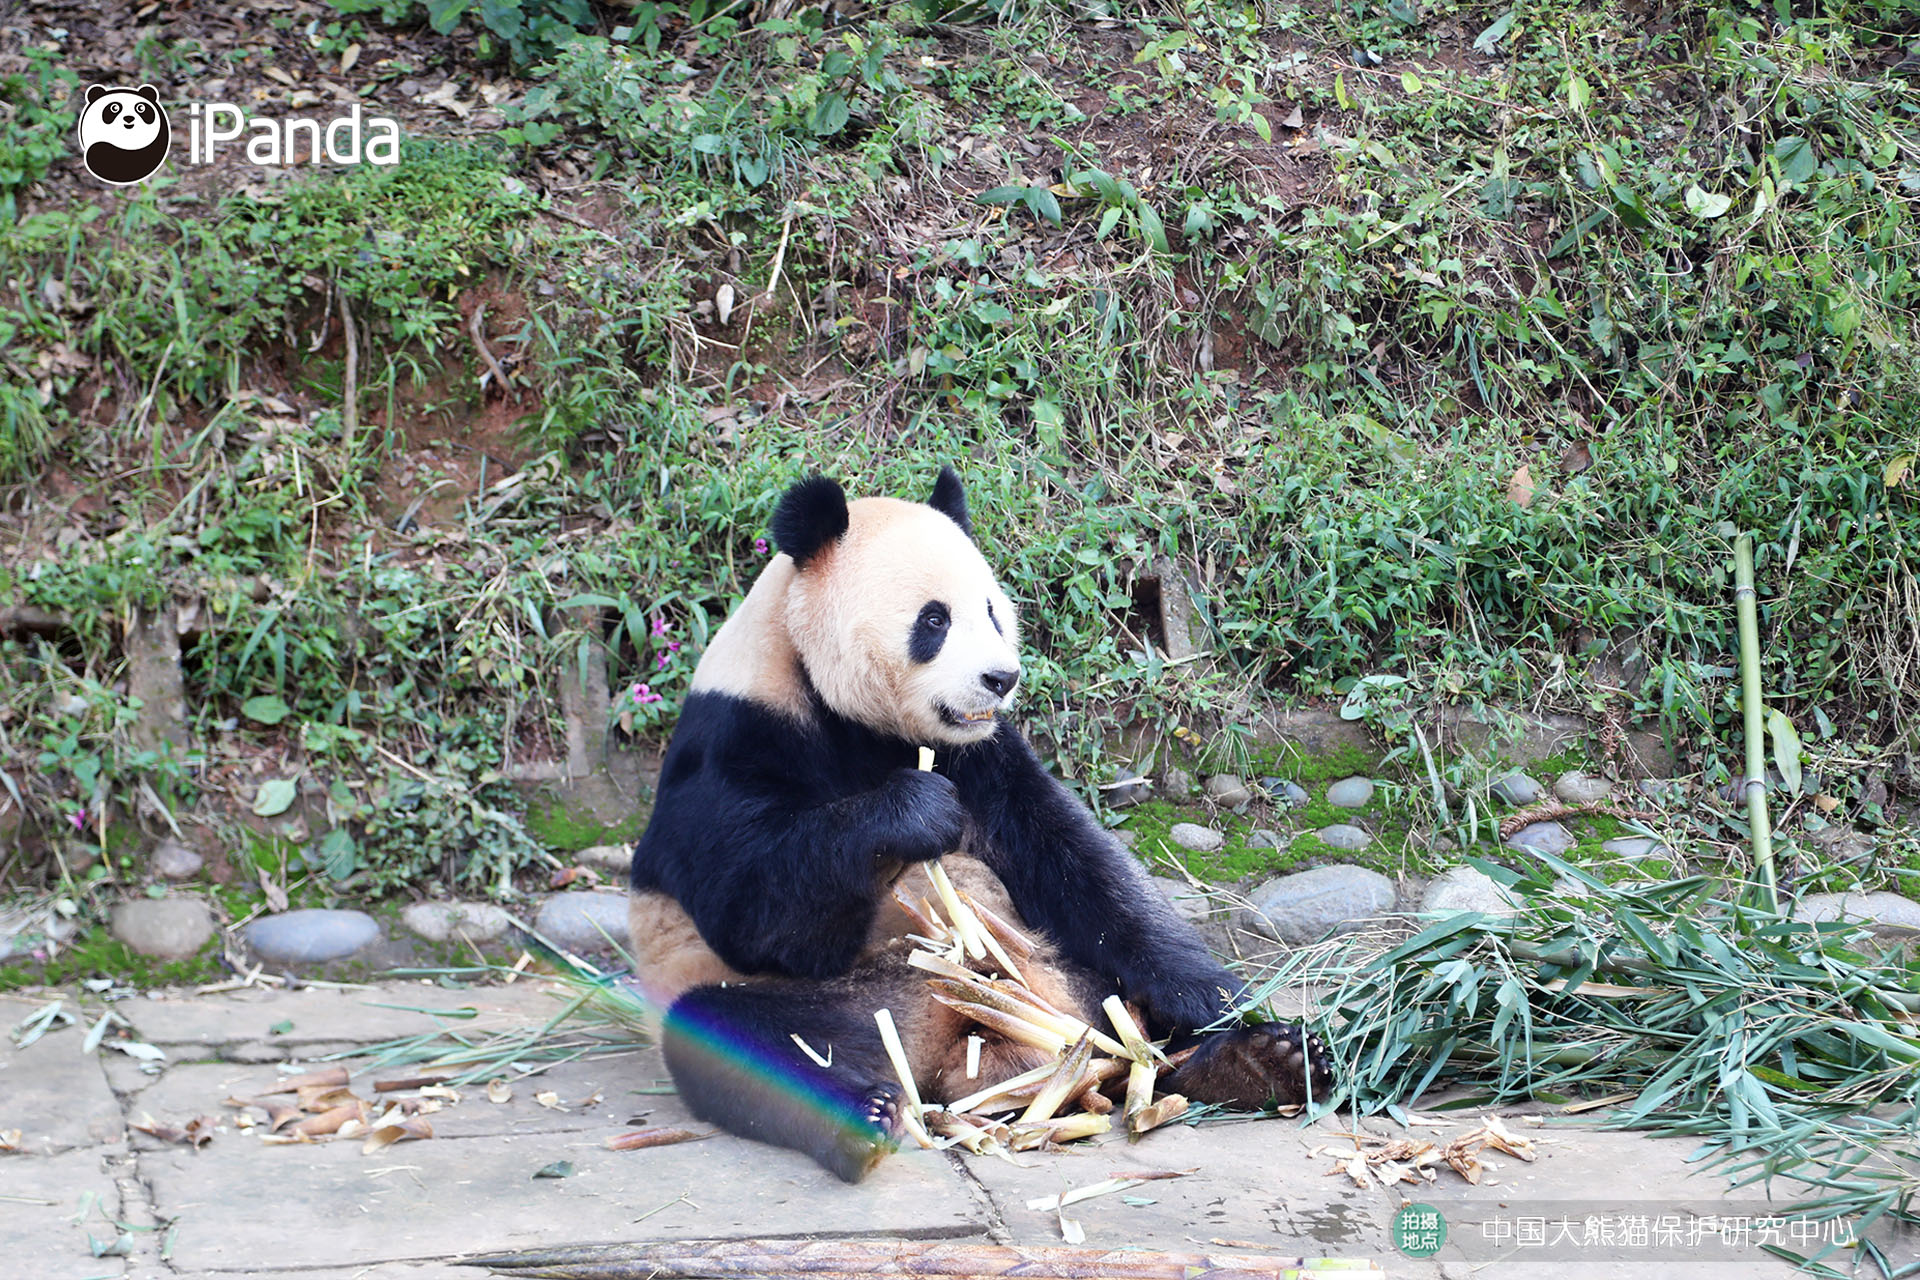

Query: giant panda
628,468,1332,1181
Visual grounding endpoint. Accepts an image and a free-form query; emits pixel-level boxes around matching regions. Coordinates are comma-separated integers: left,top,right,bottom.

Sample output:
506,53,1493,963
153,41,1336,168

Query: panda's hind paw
820,1081,905,1184
1166,1021,1335,1111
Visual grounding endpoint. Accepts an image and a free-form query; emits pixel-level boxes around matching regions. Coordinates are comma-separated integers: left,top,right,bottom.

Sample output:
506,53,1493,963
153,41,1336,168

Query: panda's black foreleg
661,981,904,1183
1164,1021,1336,1110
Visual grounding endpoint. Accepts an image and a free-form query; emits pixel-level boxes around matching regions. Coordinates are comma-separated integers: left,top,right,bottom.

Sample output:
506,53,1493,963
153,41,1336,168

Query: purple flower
633,683,663,706
69,809,86,832
754,537,769,555
650,617,671,639
656,652,671,670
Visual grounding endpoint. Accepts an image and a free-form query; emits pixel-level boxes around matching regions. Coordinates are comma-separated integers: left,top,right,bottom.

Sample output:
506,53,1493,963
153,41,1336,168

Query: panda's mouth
938,705,999,727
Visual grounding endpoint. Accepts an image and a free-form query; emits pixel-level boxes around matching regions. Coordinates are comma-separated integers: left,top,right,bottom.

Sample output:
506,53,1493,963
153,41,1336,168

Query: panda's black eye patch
987,600,1002,636
909,602,950,664
104,103,121,122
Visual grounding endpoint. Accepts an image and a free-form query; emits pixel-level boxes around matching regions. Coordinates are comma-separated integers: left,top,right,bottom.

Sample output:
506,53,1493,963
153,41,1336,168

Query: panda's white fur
694,496,1019,745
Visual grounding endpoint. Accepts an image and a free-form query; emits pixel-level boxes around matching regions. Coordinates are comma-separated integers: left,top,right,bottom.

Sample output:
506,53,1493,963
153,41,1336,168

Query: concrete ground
0,981,1883,1279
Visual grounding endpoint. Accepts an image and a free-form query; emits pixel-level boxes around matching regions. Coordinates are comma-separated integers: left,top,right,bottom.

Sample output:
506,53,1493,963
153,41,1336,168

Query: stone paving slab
1,981,1889,1279
1,996,127,1154
0,1146,131,1280
145,1122,980,1272
115,982,568,1049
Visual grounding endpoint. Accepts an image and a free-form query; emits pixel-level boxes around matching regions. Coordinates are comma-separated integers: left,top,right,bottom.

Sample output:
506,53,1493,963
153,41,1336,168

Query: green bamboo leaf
1767,708,1803,793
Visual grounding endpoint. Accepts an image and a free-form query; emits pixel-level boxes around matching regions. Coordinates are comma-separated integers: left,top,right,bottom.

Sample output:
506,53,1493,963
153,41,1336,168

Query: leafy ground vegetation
3,0,1918,897
4,0,1920,1259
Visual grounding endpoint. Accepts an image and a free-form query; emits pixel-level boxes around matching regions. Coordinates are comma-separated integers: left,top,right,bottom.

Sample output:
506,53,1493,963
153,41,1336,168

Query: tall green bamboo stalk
1734,535,1777,909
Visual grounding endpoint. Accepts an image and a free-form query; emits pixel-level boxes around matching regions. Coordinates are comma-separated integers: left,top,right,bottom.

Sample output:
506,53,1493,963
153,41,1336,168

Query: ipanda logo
77,84,170,186
76,83,401,186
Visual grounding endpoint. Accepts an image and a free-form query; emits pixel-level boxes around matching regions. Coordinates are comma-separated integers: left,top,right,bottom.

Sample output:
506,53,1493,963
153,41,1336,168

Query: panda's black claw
1166,1021,1335,1110
819,1081,904,1184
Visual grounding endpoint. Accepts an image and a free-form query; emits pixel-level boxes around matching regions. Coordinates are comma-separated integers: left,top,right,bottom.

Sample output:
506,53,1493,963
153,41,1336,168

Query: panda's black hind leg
661,981,904,1183
1164,1022,1335,1110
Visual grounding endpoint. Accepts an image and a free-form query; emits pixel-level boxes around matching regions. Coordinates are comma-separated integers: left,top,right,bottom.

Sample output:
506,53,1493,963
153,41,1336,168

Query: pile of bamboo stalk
870,752,1194,1159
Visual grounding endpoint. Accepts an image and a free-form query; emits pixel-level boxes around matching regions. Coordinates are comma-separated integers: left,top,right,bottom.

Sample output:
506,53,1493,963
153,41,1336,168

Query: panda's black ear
86,84,108,105
927,466,972,539
771,475,849,568
136,85,160,104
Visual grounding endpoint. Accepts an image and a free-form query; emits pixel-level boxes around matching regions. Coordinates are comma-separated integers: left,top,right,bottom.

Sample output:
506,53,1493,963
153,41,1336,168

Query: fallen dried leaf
264,1067,349,1094
486,1078,513,1104
534,1090,565,1111
361,1115,433,1154
1507,464,1535,507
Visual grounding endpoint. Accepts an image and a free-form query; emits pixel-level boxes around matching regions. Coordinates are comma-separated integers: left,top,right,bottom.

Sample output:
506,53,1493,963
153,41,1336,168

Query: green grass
0,925,222,991
3,0,1918,920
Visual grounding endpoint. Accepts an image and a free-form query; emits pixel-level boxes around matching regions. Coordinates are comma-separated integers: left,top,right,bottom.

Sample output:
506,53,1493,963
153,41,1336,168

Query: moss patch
526,797,647,853
0,925,223,991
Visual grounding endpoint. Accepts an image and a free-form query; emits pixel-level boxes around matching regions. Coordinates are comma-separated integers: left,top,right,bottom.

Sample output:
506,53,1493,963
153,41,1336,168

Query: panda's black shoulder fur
631,681,1237,1036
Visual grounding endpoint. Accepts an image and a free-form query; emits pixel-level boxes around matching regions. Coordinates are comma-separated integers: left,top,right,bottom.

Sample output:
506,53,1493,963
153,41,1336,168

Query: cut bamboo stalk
928,990,1070,1055
1011,1112,1111,1149
463,1237,1385,1278
1103,994,1166,1066
873,1008,934,1149
918,747,988,961
1124,1060,1157,1125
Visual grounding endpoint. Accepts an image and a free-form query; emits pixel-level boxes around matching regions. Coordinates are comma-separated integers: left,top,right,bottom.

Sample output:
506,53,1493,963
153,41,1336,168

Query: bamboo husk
1021,1031,1094,1124
463,1238,1383,1278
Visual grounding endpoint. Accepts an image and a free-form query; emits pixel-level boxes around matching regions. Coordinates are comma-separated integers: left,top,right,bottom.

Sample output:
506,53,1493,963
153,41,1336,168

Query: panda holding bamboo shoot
628,468,1332,1181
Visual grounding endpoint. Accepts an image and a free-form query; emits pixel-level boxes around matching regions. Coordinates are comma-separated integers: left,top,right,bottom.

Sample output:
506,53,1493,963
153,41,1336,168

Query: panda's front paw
1165,1022,1335,1110
818,1081,905,1183
879,768,969,863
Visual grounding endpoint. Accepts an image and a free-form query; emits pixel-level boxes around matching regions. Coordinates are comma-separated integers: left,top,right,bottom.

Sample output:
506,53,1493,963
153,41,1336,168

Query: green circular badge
1391,1202,1447,1258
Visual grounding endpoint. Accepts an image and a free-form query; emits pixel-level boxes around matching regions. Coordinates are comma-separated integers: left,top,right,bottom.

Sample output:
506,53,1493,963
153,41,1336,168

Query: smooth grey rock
1553,770,1613,804
575,843,634,874
1261,777,1310,807
1421,866,1521,915
1205,774,1252,808
1168,822,1224,852
1240,865,1396,945
1602,836,1667,860
1795,891,1920,938
400,901,513,945
1103,770,1154,807
111,897,214,960
534,892,632,953
244,908,380,965
1637,778,1687,802
1163,766,1196,796
1506,820,1575,855
1315,823,1372,851
150,838,204,881
1152,877,1217,926
1489,772,1544,805
1326,776,1375,808
1246,828,1285,850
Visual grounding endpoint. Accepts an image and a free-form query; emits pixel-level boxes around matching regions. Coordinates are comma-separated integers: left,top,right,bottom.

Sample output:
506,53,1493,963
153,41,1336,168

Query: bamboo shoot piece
1021,1031,1095,1124
917,747,988,961
873,1008,935,1149
1128,1093,1189,1136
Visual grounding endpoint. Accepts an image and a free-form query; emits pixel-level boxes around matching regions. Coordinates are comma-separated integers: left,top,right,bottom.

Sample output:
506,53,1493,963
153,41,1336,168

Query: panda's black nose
980,669,1018,698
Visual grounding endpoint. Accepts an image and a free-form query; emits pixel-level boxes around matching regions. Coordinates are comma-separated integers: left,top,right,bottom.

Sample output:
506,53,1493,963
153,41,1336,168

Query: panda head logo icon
77,84,171,186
